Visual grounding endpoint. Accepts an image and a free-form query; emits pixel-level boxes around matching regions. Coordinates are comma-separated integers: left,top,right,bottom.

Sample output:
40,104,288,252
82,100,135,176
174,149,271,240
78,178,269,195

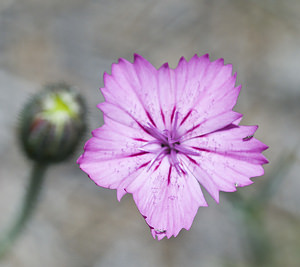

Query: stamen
144,124,168,143
138,111,197,177
174,162,182,174
169,149,182,175
172,111,179,138
139,140,162,153
170,149,178,165
173,144,201,156
147,146,169,171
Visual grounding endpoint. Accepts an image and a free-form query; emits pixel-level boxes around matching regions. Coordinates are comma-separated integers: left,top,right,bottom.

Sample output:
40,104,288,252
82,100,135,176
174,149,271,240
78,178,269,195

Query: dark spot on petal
215,123,239,132
161,62,169,69
243,135,254,141
191,147,211,152
185,155,199,165
160,109,165,124
138,161,151,169
128,151,148,157
146,110,157,127
154,160,162,171
155,229,166,234
170,106,176,123
186,123,201,134
136,121,152,135
167,166,172,185
180,110,193,126
133,138,148,142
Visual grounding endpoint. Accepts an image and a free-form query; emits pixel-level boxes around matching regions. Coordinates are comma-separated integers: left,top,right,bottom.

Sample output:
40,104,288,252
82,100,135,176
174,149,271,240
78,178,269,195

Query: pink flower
77,54,268,240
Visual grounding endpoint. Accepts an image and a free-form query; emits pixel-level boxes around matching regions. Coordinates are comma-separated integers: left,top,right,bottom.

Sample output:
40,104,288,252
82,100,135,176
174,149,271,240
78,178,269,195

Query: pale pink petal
232,117,243,125
98,102,139,129
78,122,154,198
174,55,241,138
101,55,164,129
133,54,165,128
157,63,176,130
181,152,261,203
184,125,269,156
200,151,265,185
174,54,211,116
180,125,267,202
180,145,265,203
174,55,238,116
180,110,243,140
102,62,147,124
126,157,207,239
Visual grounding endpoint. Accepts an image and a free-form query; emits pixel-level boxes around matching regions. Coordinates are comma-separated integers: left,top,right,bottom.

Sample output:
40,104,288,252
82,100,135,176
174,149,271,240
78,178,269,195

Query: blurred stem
240,202,271,266
226,151,296,267
0,162,48,259
227,192,272,267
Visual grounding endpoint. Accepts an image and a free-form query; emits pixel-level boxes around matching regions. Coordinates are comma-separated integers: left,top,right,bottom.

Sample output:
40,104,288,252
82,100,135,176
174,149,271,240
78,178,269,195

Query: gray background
0,0,299,266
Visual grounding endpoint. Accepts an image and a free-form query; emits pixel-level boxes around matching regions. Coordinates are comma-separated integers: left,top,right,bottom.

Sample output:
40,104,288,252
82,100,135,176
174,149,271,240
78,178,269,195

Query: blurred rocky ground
0,0,299,266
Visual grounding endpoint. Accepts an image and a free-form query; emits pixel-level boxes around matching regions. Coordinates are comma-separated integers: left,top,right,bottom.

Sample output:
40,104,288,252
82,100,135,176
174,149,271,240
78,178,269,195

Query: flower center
140,126,182,173
160,139,181,154
138,111,200,176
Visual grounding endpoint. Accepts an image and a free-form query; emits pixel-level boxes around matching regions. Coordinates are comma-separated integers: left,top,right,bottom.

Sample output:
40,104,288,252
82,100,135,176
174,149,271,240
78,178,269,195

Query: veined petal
78,153,149,190
98,102,139,129
180,125,267,202
102,65,147,124
95,116,150,142
126,157,207,239
102,55,164,129
181,150,263,203
78,125,154,197
133,54,165,128
181,110,243,140
184,125,269,155
174,54,210,116
182,145,265,200
157,63,176,129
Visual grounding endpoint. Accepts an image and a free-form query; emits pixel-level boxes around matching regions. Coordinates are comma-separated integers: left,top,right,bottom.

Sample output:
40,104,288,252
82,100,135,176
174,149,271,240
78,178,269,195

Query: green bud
19,83,87,163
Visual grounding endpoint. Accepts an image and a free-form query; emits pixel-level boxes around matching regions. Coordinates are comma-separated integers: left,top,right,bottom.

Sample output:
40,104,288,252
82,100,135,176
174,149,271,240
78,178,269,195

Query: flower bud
19,83,87,163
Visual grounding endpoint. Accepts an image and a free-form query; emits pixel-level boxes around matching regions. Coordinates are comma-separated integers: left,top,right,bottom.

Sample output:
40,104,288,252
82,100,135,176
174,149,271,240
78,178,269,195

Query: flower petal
133,54,165,128
101,55,164,129
180,110,243,140
180,125,267,202
173,54,211,116
174,55,238,114
185,125,268,157
157,63,176,129
126,157,207,239
78,122,154,199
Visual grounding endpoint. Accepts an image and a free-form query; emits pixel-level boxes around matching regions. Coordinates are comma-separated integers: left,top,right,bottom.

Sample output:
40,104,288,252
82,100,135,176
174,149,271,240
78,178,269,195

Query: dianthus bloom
78,54,268,240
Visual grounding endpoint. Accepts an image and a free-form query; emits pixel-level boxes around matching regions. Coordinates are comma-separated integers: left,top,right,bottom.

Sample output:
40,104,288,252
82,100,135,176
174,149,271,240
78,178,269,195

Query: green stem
242,207,271,266
0,162,48,259
227,192,272,267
